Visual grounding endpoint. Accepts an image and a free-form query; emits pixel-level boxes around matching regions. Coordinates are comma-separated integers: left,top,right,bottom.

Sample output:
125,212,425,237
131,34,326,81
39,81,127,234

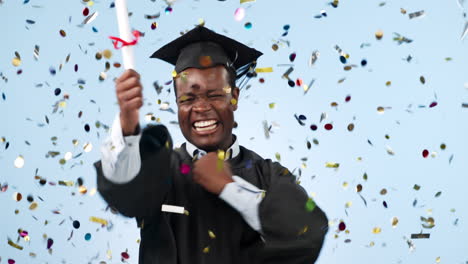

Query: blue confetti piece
92,26,98,33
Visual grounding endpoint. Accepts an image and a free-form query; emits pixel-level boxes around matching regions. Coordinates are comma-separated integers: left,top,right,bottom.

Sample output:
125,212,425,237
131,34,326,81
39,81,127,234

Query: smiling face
175,65,239,152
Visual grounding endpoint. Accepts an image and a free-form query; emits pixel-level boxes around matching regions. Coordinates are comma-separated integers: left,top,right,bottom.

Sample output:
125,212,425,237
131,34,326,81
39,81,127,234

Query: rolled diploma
115,0,135,70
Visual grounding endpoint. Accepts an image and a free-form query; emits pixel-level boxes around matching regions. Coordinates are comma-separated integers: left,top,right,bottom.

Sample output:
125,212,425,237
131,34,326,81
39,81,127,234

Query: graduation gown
94,124,328,264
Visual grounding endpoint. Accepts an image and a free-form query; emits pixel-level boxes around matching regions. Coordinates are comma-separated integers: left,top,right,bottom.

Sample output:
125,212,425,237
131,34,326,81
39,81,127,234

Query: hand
192,152,234,195
116,69,143,136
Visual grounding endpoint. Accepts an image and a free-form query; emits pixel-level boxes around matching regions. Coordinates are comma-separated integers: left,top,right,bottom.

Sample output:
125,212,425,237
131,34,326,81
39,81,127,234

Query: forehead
175,66,229,92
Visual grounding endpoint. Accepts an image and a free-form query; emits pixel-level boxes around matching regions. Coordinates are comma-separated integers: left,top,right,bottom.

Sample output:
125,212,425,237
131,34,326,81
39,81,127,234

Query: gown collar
185,134,240,161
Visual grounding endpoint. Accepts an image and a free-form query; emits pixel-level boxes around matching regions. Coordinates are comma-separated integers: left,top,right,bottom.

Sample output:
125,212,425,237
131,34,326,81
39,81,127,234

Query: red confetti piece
121,252,130,259
338,221,346,231
180,164,190,174
324,123,333,130
151,22,157,30
310,124,318,131
345,95,351,102
8,259,15,264
259,78,265,83
429,101,437,108
296,78,303,86
422,149,429,158
83,7,89,16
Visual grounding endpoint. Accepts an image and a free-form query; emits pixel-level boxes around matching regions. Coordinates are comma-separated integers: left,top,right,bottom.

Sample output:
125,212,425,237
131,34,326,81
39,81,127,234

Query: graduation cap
150,26,262,87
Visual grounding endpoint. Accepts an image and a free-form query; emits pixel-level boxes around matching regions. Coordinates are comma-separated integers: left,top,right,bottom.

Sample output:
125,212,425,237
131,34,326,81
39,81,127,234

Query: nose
193,96,210,112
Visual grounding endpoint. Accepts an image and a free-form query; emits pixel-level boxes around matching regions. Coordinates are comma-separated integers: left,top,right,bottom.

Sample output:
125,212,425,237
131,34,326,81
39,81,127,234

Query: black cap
150,26,263,79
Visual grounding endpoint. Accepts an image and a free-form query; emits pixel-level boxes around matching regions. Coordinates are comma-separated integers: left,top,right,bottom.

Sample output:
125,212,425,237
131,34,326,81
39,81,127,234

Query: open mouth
192,119,219,133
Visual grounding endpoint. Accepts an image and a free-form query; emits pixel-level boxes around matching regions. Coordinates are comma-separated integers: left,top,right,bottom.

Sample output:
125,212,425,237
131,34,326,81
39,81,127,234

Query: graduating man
94,26,328,264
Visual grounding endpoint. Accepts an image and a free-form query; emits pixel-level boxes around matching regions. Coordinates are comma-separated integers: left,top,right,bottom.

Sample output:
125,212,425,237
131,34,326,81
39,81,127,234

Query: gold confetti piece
223,86,232,94
240,0,255,3
377,106,385,113
268,103,276,109
83,143,93,152
13,192,22,201
202,246,210,253
78,186,87,194
372,227,382,234
217,150,225,160
230,98,237,105
342,181,349,188
255,67,273,73
8,239,23,250
184,209,190,215
385,81,392,86
197,18,205,26
208,230,216,239
345,201,352,208
391,217,399,228
400,8,407,14
59,29,66,37
275,152,281,161
171,70,178,78
380,188,387,195
58,180,74,186
12,57,21,67
298,225,308,235
436,256,441,263
325,162,339,168
375,29,384,40
356,184,363,192
64,152,72,160
89,216,108,226
14,155,25,168
347,123,354,131
29,202,38,210
88,188,97,196
102,49,112,59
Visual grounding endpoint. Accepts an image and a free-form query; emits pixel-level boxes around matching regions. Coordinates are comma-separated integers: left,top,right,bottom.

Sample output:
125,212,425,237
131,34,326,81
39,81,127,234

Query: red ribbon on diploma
109,30,141,49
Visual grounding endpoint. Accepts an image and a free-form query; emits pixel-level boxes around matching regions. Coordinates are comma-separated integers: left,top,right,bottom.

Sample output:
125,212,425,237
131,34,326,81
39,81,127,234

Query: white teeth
195,123,217,132
194,120,216,128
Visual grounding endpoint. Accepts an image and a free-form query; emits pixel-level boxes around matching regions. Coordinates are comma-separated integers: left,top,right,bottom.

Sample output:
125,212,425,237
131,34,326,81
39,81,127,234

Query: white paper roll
115,0,135,70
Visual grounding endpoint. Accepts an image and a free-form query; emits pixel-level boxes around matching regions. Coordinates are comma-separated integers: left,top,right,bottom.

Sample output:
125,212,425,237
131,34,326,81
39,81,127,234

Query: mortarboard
150,26,263,83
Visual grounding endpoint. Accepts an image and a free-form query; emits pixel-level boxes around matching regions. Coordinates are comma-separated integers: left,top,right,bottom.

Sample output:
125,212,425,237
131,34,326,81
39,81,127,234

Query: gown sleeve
256,159,329,264
94,124,176,222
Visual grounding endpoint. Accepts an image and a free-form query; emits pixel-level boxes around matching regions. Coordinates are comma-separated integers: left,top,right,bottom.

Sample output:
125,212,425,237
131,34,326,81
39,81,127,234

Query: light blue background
1,0,467,263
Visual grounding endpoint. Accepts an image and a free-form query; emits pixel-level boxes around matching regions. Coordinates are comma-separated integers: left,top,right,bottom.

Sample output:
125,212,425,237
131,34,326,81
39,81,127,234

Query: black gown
94,124,328,264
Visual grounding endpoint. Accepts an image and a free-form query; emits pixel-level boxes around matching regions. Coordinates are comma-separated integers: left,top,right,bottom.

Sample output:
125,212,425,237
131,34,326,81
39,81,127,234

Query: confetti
89,216,108,226
408,10,425,19
372,227,382,234
375,30,384,40
180,164,190,174
8,239,23,250
410,233,430,239
234,7,245,21
14,155,25,168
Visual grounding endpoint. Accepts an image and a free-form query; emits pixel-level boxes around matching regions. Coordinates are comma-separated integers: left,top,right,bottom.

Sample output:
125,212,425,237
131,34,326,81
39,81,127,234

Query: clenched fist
116,69,143,136
192,152,234,195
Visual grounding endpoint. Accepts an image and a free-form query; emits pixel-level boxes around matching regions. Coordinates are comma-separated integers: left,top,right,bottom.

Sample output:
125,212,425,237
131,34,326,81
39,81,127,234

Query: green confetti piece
305,198,316,212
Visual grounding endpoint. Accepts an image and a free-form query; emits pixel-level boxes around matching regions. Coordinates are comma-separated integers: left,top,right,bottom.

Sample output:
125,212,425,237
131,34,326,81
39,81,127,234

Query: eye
179,96,194,103
208,94,223,98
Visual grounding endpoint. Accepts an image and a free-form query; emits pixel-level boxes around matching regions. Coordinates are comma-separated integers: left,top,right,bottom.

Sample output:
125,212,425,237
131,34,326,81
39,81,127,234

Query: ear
231,87,240,111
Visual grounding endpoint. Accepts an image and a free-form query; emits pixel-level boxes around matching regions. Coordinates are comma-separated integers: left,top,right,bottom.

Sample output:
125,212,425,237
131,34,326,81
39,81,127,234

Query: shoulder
239,146,293,181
